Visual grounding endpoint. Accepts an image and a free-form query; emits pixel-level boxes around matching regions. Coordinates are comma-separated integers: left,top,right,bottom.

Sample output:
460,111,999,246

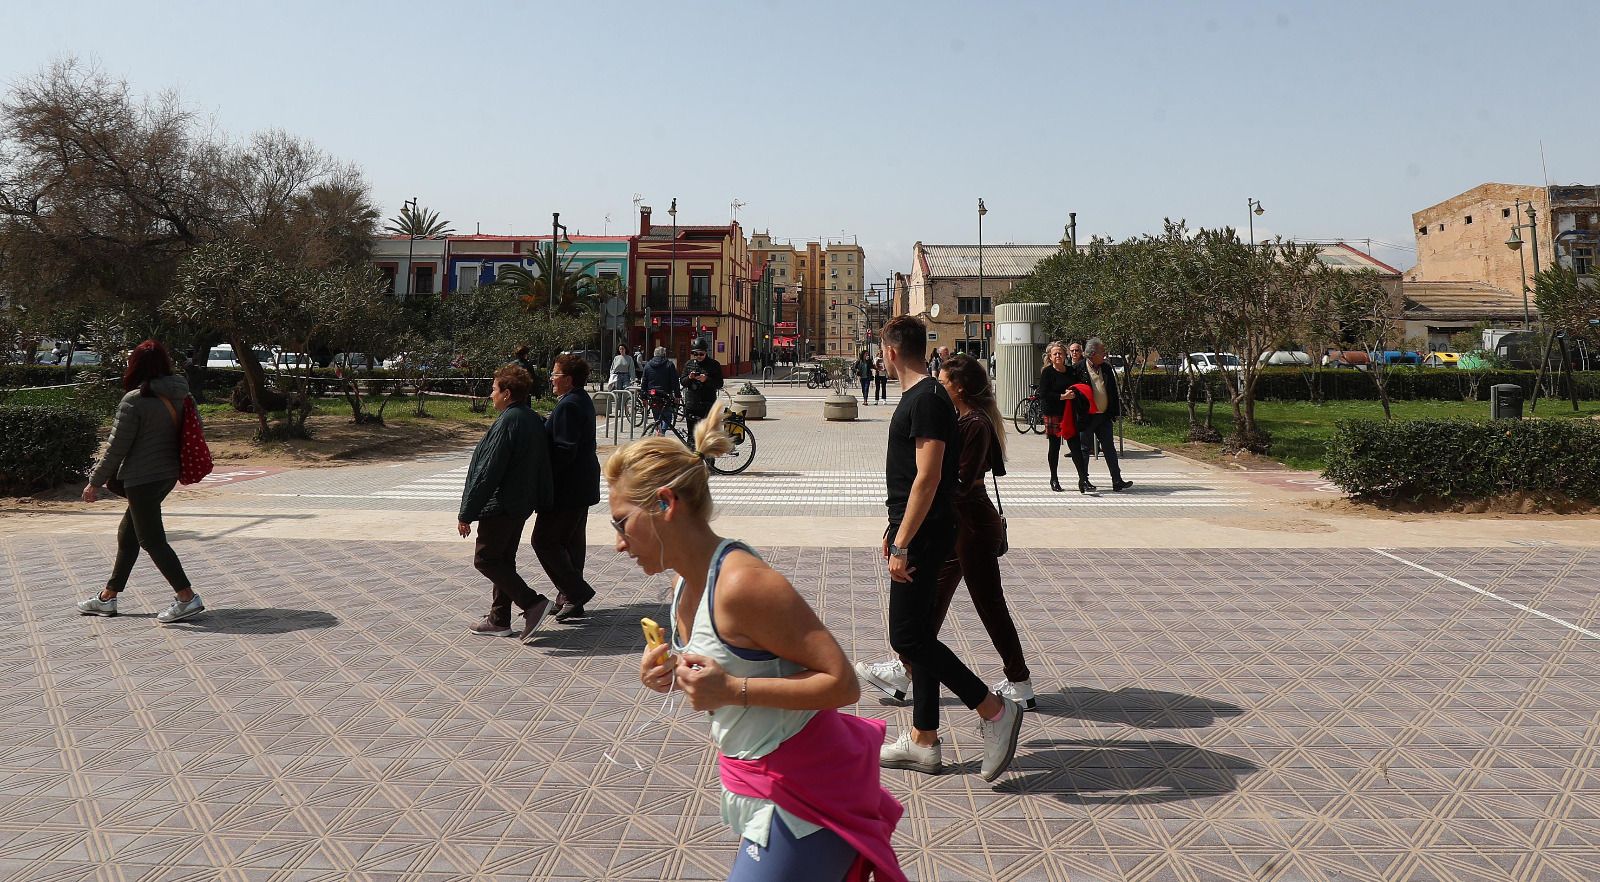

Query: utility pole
403,197,418,298
978,198,988,357
668,198,678,358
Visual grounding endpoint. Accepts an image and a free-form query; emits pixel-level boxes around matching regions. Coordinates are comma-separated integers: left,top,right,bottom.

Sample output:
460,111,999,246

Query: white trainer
879,729,943,774
854,659,911,703
978,695,1024,783
156,594,205,624
993,678,1037,711
77,595,118,617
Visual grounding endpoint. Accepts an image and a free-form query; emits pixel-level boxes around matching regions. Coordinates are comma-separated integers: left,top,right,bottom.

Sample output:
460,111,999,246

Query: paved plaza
1,385,1598,881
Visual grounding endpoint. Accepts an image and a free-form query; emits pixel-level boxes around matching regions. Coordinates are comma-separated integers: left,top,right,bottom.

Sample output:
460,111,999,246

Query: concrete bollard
823,393,858,421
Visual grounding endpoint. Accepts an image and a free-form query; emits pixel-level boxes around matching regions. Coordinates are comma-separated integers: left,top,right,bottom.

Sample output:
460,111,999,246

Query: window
1503,208,1512,218
1575,246,1595,277
957,296,993,315
689,270,712,309
830,253,837,262
1438,223,1444,231
378,265,397,294
458,265,480,293
846,268,852,277
1418,226,1428,236
413,265,435,295
1465,215,1473,224
647,269,669,308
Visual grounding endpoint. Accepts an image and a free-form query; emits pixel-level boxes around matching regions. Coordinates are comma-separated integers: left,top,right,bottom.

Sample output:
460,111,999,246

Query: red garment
1055,382,1098,438
718,710,906,882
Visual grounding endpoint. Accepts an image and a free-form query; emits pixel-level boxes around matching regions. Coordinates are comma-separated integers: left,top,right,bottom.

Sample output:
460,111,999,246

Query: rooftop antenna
731,198,747,222
632,193,643,219
1540,140,1550,187
603,213,611,235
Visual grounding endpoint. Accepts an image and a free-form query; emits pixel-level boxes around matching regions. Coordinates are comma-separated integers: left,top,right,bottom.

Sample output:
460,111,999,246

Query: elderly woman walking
77,341,204,624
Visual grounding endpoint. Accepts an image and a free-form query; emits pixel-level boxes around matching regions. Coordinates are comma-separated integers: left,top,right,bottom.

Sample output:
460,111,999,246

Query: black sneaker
554,602,586,622
520,596,552,642
1112,479,1134,492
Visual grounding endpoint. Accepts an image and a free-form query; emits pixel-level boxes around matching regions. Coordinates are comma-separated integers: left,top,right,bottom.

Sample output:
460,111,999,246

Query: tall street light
668,198,678,356
978,198,987,357
403,197,418,298
549,212,571,318
1246,197,1265,246
1505,199,1542,329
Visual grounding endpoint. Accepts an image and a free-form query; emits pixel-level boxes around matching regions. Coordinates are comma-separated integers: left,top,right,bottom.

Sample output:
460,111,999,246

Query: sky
7,0,1600,282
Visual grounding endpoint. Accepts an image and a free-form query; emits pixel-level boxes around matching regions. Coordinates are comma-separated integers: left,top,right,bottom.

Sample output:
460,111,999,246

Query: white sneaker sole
880,757,943,775
857,667,911,704
78,605,118,617
158,604,205,624
981,704,1024,783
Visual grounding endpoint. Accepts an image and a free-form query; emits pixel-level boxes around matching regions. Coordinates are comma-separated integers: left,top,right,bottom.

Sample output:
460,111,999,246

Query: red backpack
161,396,214,485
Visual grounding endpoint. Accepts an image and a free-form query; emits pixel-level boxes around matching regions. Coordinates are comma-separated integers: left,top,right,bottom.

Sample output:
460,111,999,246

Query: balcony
645,293,717,312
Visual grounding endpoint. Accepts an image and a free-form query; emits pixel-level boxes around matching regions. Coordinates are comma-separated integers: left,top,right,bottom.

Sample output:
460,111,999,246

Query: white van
205,345,239,368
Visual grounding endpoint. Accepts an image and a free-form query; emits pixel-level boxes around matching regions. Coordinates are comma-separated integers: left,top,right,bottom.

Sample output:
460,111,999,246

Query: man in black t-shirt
864,315,1022,783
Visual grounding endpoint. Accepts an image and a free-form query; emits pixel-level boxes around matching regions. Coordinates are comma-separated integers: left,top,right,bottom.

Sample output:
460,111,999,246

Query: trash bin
1490,383,1523,419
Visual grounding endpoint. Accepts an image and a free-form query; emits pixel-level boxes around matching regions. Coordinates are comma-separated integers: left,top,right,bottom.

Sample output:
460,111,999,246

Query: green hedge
1131,368,1600,403
1322,418,1600,501
0,405,101,494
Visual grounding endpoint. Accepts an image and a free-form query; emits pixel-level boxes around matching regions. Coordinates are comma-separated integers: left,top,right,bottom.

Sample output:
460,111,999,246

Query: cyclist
641,346,680,436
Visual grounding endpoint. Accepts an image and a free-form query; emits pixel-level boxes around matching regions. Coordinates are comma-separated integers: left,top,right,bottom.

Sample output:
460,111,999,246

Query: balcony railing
646,293,716,312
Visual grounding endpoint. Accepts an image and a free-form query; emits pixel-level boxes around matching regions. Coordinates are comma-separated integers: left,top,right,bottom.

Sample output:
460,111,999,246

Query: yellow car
1422,351,1460,367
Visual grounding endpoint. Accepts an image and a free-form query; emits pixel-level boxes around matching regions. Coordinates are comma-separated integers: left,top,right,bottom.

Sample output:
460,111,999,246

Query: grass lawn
1121,398,1600,472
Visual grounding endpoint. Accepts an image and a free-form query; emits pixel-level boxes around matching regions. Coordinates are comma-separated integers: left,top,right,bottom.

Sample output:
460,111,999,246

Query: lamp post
403,197,418,297
549,211,571,318
668,198,678,356
1505,199,1542,329
977,198,988,358
1246,197,1265,246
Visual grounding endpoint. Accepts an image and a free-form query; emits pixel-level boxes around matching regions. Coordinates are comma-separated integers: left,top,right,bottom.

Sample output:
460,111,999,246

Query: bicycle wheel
1013,398,1036,434
708,419,756,475
1027,400,1043,434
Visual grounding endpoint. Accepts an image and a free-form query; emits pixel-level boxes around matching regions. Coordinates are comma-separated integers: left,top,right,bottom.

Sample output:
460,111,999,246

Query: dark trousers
1046,432,1090,483
1080,415,1123,482
532,507,594,606
107,478,190,593
874,376,887,401
859,378,871,400
475,513,544,624
917,502,1030,683
684,399,710,439
887,518,989,732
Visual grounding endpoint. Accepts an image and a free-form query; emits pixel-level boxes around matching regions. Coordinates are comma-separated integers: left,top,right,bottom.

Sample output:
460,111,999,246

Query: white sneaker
879,729,943,774
77,595,118,617
978,696,1024,782
993,678,1037,711
156,594,205,624
854,659,910,703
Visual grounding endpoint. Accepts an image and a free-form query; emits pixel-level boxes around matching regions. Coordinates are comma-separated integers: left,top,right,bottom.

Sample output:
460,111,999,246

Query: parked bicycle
637,389,757,475
803,364,830,389
1012,383,1043,434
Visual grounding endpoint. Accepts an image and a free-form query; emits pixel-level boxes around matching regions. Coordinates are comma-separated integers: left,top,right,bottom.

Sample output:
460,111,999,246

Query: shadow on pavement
1038,685,1244,729
992,737,1259,804
165,608,339,635
529,601,668,657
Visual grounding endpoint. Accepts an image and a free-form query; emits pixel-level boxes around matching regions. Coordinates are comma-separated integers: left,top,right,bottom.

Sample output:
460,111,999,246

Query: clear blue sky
8,0,1599,279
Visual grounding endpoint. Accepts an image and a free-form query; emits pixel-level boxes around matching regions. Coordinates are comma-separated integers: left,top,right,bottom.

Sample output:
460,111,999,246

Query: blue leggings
727,814,856,882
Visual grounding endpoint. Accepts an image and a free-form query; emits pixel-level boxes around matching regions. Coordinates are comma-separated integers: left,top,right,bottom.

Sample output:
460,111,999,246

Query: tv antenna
731,199,747,222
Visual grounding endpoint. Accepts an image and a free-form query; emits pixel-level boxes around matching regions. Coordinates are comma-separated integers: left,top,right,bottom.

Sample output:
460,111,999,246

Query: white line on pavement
1371,548,1600,642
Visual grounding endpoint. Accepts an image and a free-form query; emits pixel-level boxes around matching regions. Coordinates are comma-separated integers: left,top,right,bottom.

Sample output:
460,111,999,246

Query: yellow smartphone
641,618,674,667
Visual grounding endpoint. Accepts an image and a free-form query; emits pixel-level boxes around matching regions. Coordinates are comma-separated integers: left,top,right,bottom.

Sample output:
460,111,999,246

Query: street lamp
1246,197,1265,246
977,198,987,358
1505,199,1542,329
403,197,418,298
549,211,571,318
668,198,678,356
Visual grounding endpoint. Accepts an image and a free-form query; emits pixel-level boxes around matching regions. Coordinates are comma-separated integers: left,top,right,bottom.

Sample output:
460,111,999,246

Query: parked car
1257,350,1313,367
333,352,380,371
1322,350,1371,369
1181,352,1241,373
1375,350,1422,366
67,351,102,366
1422,351,1461,368
272,352,314,372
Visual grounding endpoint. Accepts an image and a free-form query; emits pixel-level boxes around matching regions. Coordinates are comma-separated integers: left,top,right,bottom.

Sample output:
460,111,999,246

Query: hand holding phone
641,617,675,668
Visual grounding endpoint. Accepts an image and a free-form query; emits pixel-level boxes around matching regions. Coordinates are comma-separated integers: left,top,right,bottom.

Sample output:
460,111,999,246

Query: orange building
631,205,757,374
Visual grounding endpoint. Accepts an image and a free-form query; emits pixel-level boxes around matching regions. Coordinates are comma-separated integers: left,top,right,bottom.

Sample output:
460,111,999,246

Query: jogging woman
615,405,904,881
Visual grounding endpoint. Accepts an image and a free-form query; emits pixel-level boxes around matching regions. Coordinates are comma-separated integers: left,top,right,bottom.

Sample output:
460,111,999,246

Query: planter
823,393,858,421
732,392,767,419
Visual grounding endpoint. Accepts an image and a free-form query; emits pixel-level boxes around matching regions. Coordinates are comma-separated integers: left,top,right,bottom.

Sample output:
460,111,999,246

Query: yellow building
633,206,757,372
748,232,870,359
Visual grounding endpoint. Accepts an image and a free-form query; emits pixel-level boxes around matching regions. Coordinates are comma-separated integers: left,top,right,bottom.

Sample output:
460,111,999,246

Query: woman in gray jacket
77,340,204,624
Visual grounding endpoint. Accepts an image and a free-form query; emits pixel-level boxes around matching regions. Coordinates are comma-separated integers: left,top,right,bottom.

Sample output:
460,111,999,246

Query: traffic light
985,321,993,333
651,316,660,327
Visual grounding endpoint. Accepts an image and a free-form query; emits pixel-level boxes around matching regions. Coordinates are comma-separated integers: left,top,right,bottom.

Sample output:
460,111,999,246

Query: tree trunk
230,334,270,438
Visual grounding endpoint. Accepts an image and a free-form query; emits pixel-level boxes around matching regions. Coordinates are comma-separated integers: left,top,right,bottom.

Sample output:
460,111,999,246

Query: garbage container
1490,383,1523,419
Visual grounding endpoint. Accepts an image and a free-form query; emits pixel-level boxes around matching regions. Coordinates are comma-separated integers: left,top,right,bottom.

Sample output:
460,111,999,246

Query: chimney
640,205,653,237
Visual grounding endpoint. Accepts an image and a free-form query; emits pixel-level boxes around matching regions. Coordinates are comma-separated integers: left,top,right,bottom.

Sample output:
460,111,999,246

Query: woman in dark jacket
853,350,873,403
535,353,602,621
78,341,204,624
1037,341,1090,492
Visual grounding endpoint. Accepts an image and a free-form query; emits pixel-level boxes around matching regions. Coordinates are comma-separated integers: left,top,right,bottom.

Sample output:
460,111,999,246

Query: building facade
443,235,631,297
632,206,756,374
902,242,1061,357
1408,182,1559,295
372,236,448,299
748,232,870,359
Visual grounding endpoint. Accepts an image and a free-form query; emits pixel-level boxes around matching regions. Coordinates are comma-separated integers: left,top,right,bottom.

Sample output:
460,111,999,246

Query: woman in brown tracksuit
928,352,1034,710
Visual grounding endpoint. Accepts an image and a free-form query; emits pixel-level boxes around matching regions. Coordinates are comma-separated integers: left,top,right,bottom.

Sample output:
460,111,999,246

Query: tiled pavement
4,537,1599,881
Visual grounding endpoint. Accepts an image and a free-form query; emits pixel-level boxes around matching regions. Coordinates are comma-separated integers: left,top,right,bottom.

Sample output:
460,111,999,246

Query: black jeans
1080,415,1123,483
532,507,594,606
924,501,1030,683
1046,430,1090,484
874,376,887,401
475,513,544,624
107,478,191,593
684,399,711,439
887,517,989,732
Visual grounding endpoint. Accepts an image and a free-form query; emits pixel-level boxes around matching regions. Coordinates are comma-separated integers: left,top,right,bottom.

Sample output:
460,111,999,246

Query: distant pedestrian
681,342,724,438
614,406,906,881
926,348,942,376
459,364,556,640
608,344,636,390
77,340,204,624
536,353,600,622
641,346,680,436
869,316,1023,781
873,354,888,402
1067,341,1084,369
854,349,873,403
1038,341,1091,492
1072,337,1132,492
633,346,645,377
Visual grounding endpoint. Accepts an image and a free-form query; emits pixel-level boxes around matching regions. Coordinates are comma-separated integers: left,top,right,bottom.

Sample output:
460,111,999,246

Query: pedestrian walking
632,346,645,378
873,354,888,402
853,349,873,403
617,405,906,882
856,352,1036,712
608,344,636,391
459,364,556,640
1067,341,1084,369
870,316,1022,781
641,346,680,436
1038,341,1091,492
77,340,204,624
535,353,600,623
1072,337,1132,492
681,342,723,439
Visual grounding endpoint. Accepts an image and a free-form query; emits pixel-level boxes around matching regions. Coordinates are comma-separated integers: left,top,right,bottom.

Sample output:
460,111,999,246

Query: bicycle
641,390,757,475
1012,384,1043,434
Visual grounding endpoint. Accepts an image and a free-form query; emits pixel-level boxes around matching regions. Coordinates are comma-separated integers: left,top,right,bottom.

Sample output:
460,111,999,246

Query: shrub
0,405,101,494
1130,368,1600,403
1322,418,1600,501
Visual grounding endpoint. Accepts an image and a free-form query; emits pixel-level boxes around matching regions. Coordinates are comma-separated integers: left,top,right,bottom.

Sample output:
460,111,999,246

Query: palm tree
486,242,602,316
384,204,454,238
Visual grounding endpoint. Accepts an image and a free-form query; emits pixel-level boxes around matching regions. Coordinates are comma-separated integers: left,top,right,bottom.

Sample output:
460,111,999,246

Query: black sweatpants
930,501,1030,684
887,517,989,732
107,478,191,593
476,513,544,625
532,507,595,606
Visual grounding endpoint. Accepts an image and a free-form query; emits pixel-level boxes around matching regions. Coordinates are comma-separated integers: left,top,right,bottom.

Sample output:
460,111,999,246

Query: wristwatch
888,544,909,558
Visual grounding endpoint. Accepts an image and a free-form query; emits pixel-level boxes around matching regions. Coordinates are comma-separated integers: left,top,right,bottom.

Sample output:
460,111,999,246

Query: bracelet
741,677,749,707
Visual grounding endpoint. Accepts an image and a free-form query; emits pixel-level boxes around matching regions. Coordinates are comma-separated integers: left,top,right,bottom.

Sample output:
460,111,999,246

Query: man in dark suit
681,342,724,439
1073,337,1132,492
534,353,601,621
